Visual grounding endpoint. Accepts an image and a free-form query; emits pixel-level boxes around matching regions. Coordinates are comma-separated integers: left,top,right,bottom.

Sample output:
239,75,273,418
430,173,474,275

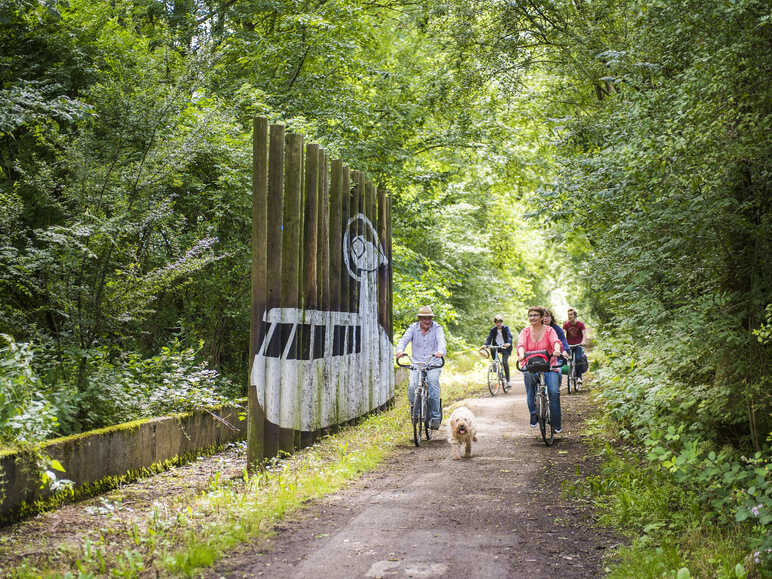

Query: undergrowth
564,387,770,578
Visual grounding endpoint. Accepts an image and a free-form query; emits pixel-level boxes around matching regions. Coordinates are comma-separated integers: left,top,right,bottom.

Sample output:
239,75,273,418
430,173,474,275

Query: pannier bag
577,353,589,373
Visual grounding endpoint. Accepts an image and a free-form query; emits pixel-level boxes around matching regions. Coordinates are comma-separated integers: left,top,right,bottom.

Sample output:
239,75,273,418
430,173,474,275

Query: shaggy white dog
448,406,477,459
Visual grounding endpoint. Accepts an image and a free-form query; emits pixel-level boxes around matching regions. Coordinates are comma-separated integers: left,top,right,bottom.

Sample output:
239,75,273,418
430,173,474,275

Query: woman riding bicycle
396,305,446,430
517,306,563,433
543,308,570,387
484,314,513,386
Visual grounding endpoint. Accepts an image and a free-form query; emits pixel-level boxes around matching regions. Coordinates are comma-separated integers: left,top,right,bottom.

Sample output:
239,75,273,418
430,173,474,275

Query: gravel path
209,376,619,578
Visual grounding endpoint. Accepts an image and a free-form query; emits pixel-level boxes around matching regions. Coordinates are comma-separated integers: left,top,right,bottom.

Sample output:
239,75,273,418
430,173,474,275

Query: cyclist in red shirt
563,307,587,386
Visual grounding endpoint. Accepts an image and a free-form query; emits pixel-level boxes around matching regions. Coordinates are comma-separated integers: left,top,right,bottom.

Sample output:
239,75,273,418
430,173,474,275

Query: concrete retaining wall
1,368,409,524
0,404,245,524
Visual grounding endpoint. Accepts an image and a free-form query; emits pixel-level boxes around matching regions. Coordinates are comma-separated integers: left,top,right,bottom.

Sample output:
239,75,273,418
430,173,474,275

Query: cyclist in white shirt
396,305,446,429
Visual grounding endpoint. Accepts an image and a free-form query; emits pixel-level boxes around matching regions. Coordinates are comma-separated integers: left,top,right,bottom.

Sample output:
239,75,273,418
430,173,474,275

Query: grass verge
7,353,487,577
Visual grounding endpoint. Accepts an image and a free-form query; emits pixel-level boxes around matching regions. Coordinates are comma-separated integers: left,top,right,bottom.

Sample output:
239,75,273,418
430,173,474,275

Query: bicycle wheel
423,394,432,440
568,359,576,394
499,367,509,393
538,377,554,446
487,363,500,396
412,391,422,447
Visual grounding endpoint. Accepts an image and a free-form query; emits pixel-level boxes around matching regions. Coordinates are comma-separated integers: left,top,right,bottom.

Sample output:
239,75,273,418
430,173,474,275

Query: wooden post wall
249,118,394,464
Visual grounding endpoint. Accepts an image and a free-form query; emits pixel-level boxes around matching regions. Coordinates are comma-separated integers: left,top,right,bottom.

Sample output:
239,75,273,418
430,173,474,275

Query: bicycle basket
525,356,550,373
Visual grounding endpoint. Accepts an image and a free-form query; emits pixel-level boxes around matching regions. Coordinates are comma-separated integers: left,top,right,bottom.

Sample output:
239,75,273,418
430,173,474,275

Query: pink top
517,325,562,372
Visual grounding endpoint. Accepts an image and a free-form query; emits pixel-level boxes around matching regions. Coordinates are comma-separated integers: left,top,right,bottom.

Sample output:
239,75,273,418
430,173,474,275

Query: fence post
280,132,304,452
301,143,319,447
262,123,285,458
249,117,268,466
316,151,331,428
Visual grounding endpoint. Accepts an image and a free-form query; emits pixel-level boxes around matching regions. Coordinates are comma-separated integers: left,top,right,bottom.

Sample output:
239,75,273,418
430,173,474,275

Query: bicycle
396,354,445,447
480,345,510,396
517,354,561,447
566,345,585,394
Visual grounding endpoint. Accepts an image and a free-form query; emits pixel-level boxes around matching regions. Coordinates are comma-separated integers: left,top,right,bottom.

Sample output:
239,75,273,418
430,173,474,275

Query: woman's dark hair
543,307,558,325
527,306,545,318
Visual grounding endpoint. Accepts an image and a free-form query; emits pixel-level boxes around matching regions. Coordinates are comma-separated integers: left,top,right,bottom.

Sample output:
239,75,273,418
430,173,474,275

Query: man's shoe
430,420,441,430
554,428,562,434
529,414,538,428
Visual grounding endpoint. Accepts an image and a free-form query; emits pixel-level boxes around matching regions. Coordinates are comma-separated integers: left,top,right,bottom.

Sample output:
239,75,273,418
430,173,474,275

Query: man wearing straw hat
396,306,446,429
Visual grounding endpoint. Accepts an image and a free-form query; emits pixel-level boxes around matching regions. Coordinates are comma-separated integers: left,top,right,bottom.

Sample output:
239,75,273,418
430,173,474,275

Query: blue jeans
524,371,561,430
408,368,442,426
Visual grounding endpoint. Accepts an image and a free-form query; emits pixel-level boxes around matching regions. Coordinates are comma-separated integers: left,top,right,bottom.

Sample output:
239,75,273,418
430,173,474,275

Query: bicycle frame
483,345,510,396
567,345,579,394
396,354,444,447
516,356,560,446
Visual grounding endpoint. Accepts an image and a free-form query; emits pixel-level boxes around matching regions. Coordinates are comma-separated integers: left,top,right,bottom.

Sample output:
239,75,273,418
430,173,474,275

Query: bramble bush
0,334,59,446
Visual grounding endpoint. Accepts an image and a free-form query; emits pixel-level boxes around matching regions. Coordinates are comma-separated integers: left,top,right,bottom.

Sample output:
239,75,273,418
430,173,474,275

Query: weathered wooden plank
263,123,285,458
280,132,304,452
248,116,268,466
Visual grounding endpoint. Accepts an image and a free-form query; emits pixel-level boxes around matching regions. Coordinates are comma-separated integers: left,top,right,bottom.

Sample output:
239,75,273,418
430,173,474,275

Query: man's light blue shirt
396,321,446,365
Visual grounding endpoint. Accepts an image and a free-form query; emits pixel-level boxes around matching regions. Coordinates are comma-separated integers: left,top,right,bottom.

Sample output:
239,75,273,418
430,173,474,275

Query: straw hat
416,306,434,318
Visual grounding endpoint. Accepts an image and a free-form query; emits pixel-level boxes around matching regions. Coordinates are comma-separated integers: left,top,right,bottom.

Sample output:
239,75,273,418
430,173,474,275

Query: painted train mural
251,213,393,431
249,121,394,459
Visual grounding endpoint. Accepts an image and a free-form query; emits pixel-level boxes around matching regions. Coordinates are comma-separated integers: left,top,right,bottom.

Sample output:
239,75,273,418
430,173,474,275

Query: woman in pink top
517,306,564,432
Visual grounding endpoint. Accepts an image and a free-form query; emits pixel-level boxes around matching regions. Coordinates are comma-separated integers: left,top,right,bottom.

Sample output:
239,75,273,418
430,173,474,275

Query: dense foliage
435,0,771,572
0,0,550,444
1,0,769,571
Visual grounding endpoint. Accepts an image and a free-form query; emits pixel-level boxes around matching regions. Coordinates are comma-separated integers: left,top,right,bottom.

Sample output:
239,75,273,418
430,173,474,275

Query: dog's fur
448,406,477,459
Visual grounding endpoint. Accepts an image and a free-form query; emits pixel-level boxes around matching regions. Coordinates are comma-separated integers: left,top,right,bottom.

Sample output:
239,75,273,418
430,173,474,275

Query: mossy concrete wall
0,405,245,524
2,368,407,524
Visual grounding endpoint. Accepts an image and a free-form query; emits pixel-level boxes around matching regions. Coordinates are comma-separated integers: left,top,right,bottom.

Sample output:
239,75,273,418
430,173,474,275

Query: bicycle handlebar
395,354,445,370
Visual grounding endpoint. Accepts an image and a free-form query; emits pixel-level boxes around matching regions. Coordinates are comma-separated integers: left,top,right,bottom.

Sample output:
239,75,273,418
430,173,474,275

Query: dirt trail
210,377,619,578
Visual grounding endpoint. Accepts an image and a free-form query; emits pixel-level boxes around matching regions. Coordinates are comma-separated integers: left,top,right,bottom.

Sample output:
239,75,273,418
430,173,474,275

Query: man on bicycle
563,307,588,386
396,305,446,429
484,314,513,385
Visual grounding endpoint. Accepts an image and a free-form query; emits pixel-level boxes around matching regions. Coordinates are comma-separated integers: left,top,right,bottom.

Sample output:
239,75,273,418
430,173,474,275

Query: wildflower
751,504,762,517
